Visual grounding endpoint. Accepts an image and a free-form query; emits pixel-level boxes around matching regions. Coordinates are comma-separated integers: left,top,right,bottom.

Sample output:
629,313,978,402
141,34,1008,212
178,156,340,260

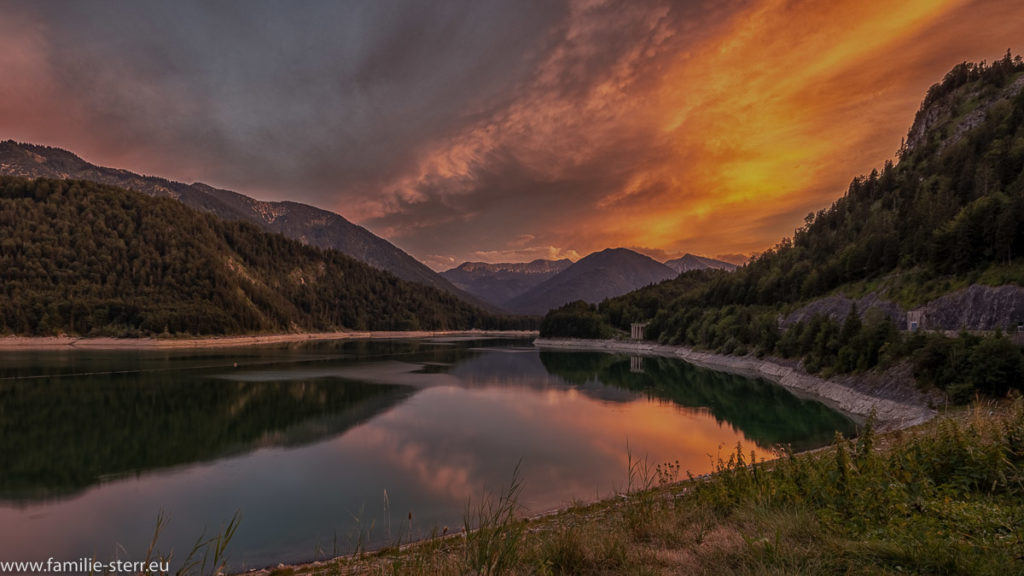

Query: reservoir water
0,338,855,571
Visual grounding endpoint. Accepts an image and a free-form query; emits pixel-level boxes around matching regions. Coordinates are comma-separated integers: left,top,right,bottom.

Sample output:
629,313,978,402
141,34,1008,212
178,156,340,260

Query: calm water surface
0,338,855,571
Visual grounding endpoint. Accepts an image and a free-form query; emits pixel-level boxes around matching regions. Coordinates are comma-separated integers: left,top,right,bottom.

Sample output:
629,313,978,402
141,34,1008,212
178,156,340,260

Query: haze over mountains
502,248,677,315
441,259,573,309
443,251,737,313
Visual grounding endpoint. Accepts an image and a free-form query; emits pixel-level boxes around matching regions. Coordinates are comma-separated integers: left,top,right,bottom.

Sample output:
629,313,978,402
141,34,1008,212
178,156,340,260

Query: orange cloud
363,0,1021,267
4,1,1019,268
598,0,973,253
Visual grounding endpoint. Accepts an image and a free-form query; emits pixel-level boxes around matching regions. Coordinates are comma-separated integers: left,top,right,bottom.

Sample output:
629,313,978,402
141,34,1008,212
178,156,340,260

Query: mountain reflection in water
0,339,855,571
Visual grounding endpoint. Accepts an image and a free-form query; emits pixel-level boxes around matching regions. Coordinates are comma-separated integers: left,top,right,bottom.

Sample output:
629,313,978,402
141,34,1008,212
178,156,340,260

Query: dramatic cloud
1,0,1021,270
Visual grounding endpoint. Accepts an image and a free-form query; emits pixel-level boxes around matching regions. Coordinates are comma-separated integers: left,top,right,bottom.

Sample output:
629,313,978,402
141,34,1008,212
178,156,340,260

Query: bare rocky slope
664,253,737,274
783,284,1024,332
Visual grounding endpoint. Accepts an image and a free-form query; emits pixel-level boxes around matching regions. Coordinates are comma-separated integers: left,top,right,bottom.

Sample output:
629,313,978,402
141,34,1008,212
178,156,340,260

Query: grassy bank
246,399,1024,576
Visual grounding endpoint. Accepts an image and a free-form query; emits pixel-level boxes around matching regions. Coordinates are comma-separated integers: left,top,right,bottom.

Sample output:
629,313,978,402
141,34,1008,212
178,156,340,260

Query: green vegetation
253,400,1024,576
910,330,1024,403
539,300,613,339
0,177,535,336
541,55,1024,402
463,464,526,576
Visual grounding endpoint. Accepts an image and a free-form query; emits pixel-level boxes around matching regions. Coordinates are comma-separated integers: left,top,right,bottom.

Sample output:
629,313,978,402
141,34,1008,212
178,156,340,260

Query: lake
0,338,855,572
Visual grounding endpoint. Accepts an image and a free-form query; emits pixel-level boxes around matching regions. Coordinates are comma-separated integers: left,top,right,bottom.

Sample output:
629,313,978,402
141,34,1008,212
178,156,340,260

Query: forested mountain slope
542,54,1024,401
0,141,482,305
0,177,529,336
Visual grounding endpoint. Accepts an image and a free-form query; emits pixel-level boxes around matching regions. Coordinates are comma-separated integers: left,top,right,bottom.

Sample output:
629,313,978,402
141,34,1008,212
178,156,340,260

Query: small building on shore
907,309,925,332
630,322,648,340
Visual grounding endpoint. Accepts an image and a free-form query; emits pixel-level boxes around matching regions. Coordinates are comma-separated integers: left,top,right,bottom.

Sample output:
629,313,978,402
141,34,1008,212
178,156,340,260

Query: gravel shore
534,337,939,432
0,330,539,351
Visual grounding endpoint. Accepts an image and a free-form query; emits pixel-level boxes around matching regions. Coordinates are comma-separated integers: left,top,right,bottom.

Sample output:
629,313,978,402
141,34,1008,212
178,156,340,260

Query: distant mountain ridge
0,140,483,306
664,253,737,273
441,259,572,308
504,248,677,315
450,260,573,275
445,251,736,313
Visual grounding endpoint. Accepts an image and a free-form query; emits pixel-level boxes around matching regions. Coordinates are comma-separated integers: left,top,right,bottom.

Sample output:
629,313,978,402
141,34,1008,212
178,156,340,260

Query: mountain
505,248,677,315
0,141,482,305
664,253,737,273
541,54,1024,401
0,176,530,336
441,259,573,308
440,253,734,311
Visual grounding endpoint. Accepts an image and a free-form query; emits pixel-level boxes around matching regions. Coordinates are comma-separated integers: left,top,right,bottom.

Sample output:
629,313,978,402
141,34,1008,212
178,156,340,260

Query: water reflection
538,351,857,450
0,374,411,500
0,339,465,501
0,339,855,571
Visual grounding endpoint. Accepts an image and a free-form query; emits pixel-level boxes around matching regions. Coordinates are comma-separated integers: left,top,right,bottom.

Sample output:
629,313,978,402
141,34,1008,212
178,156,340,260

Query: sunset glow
0,0,1020,268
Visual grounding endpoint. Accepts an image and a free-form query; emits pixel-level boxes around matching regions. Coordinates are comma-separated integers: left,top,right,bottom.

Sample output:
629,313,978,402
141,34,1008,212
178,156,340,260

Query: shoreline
0,330,539,351
215,335,942,575
236,335,945,576
534,337,938,432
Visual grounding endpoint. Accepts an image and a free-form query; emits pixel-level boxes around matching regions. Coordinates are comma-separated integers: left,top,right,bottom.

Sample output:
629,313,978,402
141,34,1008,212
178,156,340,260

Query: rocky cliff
783,284,1024,332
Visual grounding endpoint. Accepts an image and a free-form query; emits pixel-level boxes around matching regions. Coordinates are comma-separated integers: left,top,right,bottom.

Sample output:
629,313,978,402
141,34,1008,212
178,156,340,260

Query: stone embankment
534,338,939,432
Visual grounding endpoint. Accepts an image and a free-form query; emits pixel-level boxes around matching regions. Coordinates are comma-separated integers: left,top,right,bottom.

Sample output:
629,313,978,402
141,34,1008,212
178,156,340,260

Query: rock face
441,259,573,308
783,293,906,328
918,285,1024,331
0,140,483,305
663,253,737,274
782,284,1024,333
905,72,1024,154
505,248,677,315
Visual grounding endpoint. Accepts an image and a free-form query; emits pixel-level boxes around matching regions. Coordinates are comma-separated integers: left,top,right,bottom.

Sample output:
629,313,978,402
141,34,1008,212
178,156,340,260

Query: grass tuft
462,462,526,576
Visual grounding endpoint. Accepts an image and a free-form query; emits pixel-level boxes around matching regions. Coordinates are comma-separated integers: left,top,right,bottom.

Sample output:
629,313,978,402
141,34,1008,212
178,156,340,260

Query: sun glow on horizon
2,0,1021,270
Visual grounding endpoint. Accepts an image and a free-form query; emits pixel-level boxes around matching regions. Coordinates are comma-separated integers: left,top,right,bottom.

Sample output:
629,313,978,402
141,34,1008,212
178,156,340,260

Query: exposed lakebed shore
534,337,940,432
0,330,540,351
0,331,939,433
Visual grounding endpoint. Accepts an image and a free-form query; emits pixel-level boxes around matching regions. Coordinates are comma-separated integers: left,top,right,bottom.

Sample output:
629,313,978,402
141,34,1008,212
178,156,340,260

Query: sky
1,0,1021,270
